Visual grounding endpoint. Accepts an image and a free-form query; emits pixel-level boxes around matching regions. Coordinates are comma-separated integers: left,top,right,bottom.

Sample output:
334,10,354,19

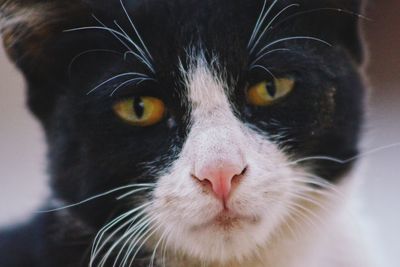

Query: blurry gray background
0,1,399,266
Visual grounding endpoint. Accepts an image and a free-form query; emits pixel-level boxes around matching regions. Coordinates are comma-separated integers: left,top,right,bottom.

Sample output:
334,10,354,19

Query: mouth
191,210,261,231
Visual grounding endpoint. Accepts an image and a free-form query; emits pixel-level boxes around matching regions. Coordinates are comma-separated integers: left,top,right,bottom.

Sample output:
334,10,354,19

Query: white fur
147,52,373,267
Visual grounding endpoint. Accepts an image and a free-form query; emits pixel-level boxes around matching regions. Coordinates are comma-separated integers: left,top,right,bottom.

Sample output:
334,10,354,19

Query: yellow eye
247,77,295,106
113,96,166,127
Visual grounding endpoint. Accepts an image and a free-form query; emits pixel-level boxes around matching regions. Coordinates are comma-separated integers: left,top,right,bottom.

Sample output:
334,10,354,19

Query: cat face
1,0,364,264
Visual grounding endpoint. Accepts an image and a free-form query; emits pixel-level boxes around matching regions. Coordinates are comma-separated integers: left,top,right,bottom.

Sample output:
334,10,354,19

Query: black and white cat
0,0,374,266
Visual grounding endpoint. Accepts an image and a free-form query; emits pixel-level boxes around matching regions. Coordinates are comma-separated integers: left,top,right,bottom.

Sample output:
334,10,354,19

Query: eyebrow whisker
119,0,154,62
255,36,331,57
110,77,156,96
87,72,149,95
249,3,300,55
247,0,279,49
113,20,155,74
65,13,156,77
68,49,122,77
249,64,277,80
271,7,371,32
249,48,291,68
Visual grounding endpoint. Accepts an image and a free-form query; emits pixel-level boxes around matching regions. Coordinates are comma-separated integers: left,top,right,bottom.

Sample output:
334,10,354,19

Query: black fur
0,0,365,266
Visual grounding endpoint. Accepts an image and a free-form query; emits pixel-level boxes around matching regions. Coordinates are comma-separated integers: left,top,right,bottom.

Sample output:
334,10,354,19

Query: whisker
247,0,268,48
91,203,151,250
267,197,315,235
256,36,332,57
285,191,332,212
289,175,338,189
123,51,156,74
271,7,371,33
109,77,155,96
98,213,154,267
65,23,131,54
113,20,148,63
116,186,154,200
68,49,122,76
249,3,300,54
64,25,128,43
149,227,170,267
90,205,150,266
161,226,172,267
119,217,158,266
287,200,323,228
87,72,148,95
112,215,154,267
287,142,400,166
247,0,279,49
37,184,154,213
249,48,290,67
249,64,276,79
119,0,154,62
128,224,162,267
65,15,156,76
113,20,155,74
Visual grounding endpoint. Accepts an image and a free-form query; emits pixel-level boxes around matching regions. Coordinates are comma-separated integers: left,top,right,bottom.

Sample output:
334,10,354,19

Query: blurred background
0,1,399,266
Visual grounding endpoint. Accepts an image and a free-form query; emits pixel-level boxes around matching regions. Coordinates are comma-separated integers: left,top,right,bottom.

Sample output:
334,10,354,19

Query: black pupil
133,97,145,118
265,82,276,97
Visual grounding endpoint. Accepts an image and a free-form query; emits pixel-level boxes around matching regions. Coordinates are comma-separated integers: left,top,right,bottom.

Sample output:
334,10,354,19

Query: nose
193,161,247,203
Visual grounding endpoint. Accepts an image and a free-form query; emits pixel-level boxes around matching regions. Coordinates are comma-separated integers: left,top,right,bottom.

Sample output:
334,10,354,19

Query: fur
0,0,372,266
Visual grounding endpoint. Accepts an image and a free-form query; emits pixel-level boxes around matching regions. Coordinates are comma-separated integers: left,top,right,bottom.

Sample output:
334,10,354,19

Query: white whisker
68,49,122,76
249,3,300,54
256,36,331,57
120,218,158,266
38,184,154,213
128,224,162,267
249,48,290,67
247,0,268,48
113,20,147,63
119,0,154,62
91,213,137,266
116,186,154,200
113,20,155,74
98,214,153,267
110,77,155,96
249,64,276,79
271,7,371,31
112,215,154,267
87,72,148,95
288,142,400,166
248,0,279,49
149,227,170,267
90,203,151,266
65,13,156,76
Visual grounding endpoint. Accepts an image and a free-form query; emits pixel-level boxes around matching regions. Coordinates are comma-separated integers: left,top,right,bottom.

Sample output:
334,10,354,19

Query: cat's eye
247,77,295,106
113,96,166,127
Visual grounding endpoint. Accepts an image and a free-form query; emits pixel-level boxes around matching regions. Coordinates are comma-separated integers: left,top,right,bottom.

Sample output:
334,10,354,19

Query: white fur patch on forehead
180,51,235,123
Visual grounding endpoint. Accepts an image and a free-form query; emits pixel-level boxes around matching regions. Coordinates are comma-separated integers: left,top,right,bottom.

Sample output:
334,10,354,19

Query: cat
0,0,374,266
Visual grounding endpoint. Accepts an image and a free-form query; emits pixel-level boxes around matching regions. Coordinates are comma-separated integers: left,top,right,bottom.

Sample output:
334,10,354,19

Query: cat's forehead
93,0,275,54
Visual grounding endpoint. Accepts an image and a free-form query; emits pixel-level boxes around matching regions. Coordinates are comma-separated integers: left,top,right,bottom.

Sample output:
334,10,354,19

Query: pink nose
194,162,246,202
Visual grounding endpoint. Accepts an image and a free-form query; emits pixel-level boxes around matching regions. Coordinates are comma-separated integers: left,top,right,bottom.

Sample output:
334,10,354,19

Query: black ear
0,0,90,123
292,0,366,64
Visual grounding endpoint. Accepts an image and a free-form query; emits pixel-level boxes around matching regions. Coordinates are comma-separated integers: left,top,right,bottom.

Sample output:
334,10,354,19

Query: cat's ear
0,0,90,66
0,0,90,123
296,0,366,64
